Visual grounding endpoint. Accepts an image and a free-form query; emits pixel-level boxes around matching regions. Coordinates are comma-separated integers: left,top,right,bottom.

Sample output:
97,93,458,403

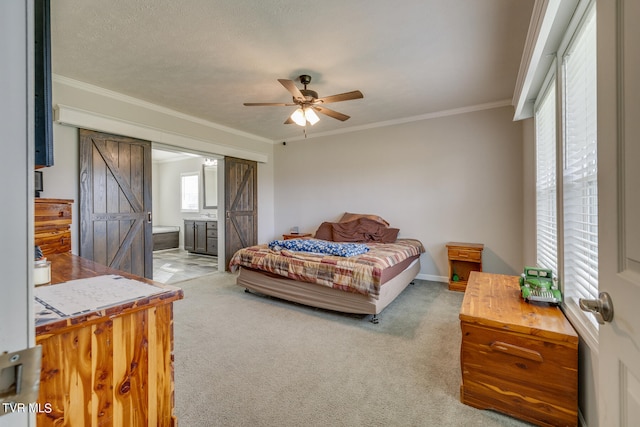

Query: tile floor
153,248,218,284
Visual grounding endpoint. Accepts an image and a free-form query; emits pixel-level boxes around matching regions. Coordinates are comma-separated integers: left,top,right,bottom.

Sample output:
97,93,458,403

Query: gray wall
273,106,524,280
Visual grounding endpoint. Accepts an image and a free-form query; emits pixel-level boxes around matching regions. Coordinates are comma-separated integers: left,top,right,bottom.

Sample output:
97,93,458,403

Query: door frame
0,1,34,425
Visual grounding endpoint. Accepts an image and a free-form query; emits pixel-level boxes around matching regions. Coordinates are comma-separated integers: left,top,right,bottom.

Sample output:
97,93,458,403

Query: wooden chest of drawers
35,198,73,255
459,272,578,427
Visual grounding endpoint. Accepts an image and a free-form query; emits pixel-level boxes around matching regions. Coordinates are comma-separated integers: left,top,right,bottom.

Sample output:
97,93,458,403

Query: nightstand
282,233,312,240
446,242,484,292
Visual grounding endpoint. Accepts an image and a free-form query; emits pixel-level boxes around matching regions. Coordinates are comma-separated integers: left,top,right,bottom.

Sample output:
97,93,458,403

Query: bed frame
236,258,420,323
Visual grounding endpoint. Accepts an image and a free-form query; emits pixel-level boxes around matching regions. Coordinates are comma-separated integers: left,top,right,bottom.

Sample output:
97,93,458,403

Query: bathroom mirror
203,164,218,209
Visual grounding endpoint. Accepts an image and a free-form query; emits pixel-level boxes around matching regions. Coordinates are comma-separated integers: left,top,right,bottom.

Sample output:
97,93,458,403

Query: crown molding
283,99,513,142
52,74,272,144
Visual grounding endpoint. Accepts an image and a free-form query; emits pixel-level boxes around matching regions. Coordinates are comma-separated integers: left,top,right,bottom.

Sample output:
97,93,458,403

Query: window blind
562,8,598,325
535,82,558,273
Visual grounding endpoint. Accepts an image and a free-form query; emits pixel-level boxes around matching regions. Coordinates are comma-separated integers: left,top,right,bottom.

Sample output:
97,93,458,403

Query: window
533,2,598,336
535,79,557,273
561,6,598,328
181,172,200,212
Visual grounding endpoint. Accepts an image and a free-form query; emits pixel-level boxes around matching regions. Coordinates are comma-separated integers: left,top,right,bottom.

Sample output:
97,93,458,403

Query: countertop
35,253,183,337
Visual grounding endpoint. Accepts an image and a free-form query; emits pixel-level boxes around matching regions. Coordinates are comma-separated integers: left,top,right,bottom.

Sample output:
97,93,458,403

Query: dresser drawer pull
489,341,544,363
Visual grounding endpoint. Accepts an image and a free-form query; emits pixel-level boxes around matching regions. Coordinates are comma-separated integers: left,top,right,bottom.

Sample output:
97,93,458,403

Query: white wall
273,106,524,280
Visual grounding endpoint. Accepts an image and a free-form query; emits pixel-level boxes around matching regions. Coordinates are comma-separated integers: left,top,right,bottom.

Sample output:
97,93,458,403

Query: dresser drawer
448,248,481,262
35,230,72,255
35,201,72,228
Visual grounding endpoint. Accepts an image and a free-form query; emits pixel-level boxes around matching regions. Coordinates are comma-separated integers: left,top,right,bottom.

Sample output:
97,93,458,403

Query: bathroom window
181,172,200,212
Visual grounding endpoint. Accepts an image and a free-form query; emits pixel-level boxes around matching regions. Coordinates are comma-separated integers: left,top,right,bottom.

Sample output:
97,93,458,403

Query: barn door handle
226,211,231,219
579,292,614,324
147,212,152,223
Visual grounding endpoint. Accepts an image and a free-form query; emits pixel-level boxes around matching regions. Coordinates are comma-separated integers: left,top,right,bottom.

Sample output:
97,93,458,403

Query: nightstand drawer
448,248,481,262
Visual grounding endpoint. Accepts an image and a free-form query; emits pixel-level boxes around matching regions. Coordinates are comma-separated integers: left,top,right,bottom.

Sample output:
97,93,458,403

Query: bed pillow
339,212,390,227
378,227,400,243
331,217,399,243
314,222,334,241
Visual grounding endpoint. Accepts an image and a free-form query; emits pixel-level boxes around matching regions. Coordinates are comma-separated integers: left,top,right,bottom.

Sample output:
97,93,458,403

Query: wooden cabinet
446,242,483,291
35,198,73,255
459,272,578,427
36,253,182,426
184,220,217,256
282,233,312,240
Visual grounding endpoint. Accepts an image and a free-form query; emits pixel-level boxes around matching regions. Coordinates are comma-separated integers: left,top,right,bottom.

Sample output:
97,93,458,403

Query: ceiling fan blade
278,79,305,102
243,102,297,106
313,106,350,121
315,90,364,104
284,116,294,125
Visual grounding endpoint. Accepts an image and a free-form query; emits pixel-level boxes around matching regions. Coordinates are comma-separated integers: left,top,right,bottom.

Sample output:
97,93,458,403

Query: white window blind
535,82,557,273
562,8,598,325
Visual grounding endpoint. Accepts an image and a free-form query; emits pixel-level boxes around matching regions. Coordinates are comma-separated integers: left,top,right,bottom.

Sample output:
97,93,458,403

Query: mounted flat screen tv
34,0,53,167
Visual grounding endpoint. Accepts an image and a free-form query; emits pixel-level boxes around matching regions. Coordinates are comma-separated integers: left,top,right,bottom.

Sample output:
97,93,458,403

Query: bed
152,225,180,251
229,214,425,322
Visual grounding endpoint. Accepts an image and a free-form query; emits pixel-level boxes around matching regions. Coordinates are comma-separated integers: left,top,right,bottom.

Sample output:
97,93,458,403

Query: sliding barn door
224,157,257,270
79,129,153,278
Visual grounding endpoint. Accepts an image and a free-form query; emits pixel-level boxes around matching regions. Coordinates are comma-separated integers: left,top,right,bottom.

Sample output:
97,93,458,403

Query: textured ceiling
51,0,534,142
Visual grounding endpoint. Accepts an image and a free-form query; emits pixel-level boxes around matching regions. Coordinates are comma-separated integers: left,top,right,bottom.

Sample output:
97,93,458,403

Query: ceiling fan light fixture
305,108,320,125
291,108,307,126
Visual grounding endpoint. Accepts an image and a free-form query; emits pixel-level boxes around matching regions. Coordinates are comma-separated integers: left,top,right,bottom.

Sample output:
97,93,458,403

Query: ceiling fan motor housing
299,74,312,85
300,89,318,102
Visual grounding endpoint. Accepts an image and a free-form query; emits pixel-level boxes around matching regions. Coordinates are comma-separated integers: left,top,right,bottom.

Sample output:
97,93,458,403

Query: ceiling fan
243,75,364,127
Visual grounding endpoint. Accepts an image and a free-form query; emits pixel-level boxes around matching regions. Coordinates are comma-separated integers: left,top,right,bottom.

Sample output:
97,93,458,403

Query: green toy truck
519,266,562,305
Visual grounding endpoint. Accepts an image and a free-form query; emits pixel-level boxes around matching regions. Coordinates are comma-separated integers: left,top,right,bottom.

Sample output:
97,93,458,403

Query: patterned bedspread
229,238,425,298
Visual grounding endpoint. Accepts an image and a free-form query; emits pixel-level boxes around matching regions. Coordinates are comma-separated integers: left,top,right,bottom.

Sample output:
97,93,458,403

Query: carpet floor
172,272,533,427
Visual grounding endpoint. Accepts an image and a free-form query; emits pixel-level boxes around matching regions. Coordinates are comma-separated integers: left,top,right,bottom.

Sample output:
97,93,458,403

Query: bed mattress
229,238,424,298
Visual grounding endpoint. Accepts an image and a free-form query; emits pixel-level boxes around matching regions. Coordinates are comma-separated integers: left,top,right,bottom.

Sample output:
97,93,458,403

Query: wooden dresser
459,272,578,427
36,253,183,426
35,198,73,255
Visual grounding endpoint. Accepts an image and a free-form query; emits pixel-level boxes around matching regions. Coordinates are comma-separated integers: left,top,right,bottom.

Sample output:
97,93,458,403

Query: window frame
533,0,599,347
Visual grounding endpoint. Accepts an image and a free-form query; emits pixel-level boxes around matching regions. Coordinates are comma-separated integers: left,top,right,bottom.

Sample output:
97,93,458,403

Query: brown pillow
378,227,400,243
339,212,390,227
314,222,334,241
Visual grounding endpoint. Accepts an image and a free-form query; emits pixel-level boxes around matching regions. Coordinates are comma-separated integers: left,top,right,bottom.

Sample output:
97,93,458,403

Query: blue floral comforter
268,239,369,257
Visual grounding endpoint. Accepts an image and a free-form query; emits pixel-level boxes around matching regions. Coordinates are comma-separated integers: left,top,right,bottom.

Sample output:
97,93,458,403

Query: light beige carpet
172,272,532,427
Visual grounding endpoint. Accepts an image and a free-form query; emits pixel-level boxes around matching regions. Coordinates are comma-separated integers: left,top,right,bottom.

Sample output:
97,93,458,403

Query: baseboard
415,273,448,283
